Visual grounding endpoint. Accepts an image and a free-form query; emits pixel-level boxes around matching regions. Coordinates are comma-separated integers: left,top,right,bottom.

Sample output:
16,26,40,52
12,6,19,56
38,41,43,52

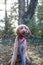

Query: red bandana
18,35,25,43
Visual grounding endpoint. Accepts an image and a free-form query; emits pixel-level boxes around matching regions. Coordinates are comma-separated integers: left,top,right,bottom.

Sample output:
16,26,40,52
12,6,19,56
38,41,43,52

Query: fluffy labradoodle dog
8,24,31,65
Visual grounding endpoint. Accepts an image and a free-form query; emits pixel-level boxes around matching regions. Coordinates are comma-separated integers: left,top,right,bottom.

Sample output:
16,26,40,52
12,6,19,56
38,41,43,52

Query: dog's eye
20,27,23,29
25,27,28,30
25,27,27,29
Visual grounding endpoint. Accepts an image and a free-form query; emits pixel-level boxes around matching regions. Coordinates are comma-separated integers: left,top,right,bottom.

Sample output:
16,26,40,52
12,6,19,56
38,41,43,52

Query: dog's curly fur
8,24,31,65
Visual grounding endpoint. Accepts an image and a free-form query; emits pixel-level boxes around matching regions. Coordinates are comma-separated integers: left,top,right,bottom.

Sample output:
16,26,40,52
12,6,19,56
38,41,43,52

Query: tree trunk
25,0,38,19
27,0,29,9
5,0,8,33
2,0,8,40
18,0,25,25
18,0,38,24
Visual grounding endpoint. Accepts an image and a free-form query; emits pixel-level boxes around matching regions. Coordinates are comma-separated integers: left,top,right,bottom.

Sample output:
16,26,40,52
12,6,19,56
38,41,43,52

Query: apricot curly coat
9,24,31,65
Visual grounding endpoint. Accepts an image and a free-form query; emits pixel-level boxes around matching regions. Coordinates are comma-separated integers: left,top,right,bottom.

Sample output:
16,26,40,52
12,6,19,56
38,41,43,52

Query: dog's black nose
22,31,25,34
23,31,25,33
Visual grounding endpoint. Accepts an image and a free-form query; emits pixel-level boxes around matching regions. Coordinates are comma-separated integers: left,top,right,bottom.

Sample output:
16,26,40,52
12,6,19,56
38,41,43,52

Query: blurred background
0,0,43,65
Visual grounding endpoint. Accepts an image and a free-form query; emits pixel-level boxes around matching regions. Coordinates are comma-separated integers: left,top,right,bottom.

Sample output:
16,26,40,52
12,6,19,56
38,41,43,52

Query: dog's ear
16,28,20,35
28,29,32,35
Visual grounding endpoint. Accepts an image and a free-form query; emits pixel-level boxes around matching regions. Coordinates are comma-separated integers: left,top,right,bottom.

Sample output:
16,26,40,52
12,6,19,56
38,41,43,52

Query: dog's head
16,24,31,36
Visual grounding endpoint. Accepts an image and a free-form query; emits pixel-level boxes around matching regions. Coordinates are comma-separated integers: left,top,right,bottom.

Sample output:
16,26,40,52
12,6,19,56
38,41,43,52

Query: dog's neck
17,35,25,43
18,35,24,39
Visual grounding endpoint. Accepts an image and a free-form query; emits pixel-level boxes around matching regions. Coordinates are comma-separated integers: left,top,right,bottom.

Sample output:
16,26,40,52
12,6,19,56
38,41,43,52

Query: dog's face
16,24,31,36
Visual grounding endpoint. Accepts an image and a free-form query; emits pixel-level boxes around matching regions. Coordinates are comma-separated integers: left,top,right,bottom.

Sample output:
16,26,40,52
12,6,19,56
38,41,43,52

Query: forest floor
0,42,43,65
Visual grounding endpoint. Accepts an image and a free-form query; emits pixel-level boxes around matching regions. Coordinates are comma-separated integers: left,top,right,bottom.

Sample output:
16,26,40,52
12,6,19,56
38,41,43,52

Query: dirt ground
0,43,43,65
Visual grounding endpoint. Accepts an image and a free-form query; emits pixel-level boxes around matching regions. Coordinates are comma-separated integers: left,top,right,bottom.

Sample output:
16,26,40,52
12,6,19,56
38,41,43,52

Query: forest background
0,0,43,65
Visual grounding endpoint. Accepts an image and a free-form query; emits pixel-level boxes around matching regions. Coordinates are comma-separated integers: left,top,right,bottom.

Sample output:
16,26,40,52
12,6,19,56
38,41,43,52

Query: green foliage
25,17,43,38
3,17,16,39
10,2,18,21
24,17,38,37
37,3,43,21
2,1,18,39
37,21,43,37
36,3,43,37
24,3,43,38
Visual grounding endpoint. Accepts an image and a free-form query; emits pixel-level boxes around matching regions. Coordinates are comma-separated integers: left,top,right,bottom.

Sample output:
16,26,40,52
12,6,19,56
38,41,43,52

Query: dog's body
9,24,31,65
11,36,27,65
